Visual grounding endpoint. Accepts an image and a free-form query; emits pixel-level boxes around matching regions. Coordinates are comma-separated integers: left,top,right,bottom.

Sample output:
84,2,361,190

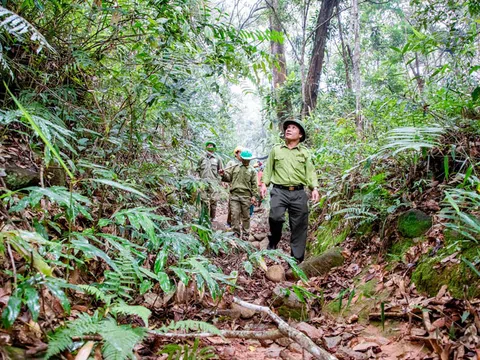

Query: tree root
148,329,284,340
149,297,337,360
232,297,337,360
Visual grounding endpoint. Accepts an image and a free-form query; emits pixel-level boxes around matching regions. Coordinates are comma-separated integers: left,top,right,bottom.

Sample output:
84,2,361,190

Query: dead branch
232,297,337,360
148,329,283,340
369,311,410,320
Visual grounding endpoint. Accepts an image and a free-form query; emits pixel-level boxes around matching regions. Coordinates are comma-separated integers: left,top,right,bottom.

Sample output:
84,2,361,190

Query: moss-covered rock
312,216,350,254
277,305,308,321
397,209,432,238
412,248,480,298
271,285,308,321
300,247,345,278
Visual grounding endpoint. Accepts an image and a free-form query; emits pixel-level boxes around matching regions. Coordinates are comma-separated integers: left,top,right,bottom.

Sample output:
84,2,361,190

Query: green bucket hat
240,149,253,160
205,141,217,148
282,119,306,142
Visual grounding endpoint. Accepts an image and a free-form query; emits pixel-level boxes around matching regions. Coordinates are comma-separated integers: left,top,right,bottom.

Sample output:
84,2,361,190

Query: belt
273,184,304,191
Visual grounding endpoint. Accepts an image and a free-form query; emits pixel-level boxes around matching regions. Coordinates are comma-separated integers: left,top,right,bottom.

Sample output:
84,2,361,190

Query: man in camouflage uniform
260,119,319,263
220,149,258,237
197,141,223,220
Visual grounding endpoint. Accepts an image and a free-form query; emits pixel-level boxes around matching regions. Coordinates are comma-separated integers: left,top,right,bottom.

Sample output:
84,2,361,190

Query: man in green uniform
225,146,243,228
197,141,223,220
260,120,319,263
220,149,258,238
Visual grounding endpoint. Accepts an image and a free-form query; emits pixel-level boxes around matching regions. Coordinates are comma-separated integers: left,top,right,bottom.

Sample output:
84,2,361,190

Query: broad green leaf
157,271,173,293
472,86,480,102
154,250,168,274
71,238,118,272
90,179,149,200
243,261,253,276
170,266,190,285
2,289,22,328
45,282,70,314
24,285,40,321
6,87,74,179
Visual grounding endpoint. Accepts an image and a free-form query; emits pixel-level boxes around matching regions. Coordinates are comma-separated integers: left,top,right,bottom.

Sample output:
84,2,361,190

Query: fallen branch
233,297,337,360
369,310,424,321
148,329,283,340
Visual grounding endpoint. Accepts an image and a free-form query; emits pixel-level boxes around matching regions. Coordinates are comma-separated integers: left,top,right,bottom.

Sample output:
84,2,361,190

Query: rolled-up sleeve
305,151,319,190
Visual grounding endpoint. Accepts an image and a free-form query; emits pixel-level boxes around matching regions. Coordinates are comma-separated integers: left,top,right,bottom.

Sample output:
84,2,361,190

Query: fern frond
158,320,221,335
110,302,151,327
46,313,101,359
77,285,112,304
46,313,146,360
99,318,146,360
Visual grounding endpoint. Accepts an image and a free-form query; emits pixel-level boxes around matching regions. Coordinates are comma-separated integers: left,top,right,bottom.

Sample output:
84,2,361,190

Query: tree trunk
336,3,352,91
268,0,290,126
352,0,362,132
303,0,337,117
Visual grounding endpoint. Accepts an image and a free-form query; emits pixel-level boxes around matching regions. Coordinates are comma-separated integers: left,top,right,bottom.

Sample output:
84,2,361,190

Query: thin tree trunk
268,0,290,126
303,0,337,117
336,3,352,91
352,0,362,132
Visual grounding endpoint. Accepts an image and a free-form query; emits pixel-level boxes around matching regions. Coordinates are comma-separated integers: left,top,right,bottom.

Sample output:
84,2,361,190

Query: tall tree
303,0,338,116
267,0,290,125
336,3,352,91
352,0,362,132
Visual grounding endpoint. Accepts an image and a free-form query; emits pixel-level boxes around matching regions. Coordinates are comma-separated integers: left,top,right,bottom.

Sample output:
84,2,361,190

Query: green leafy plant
1,273,71,328
46,312,146,360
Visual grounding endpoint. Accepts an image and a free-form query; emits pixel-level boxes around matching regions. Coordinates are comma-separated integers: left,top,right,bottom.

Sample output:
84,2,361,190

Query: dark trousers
268,187,308,262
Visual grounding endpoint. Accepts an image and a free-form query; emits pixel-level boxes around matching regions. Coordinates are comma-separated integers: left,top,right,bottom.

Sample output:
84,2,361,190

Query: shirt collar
281,143,302,150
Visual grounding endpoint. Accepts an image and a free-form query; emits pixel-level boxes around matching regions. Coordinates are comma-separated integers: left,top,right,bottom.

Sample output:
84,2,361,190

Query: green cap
240,149,253,160
282,119,306,142
205,141,217,148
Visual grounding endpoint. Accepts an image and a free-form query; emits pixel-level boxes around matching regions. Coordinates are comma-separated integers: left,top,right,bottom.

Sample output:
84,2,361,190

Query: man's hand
260,183,268,199
218,169,225,176
251,197,256,205
311,188,320,203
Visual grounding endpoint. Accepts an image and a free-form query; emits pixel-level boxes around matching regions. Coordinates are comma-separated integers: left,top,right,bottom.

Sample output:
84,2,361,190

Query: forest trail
176,199,431,360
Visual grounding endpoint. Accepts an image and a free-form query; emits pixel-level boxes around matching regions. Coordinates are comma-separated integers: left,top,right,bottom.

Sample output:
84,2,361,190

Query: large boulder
397,209,432,238
4,165,39,190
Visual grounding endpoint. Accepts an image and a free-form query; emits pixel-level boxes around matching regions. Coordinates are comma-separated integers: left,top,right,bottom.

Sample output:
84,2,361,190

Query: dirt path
195,200,431,359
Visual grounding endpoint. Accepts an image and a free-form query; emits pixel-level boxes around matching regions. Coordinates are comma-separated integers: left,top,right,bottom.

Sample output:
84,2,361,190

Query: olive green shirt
261,143,318,190
197,153,223,181
222,164,259,198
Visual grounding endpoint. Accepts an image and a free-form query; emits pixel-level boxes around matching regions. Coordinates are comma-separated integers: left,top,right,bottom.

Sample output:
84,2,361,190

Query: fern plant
46,312,146,360
159,338,217,360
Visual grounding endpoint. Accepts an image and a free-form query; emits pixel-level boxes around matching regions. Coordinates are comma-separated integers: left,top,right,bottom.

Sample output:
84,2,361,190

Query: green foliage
157,320,221,336
46,313,146,360
8,186,91,222
249,250,307,282
441,188,480,242
1,273,71,328
159,338,217,360
0,5,54,76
